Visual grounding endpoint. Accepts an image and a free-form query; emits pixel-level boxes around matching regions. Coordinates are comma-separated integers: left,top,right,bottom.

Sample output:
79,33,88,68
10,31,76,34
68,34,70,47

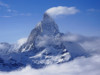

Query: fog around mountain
0,13,99,75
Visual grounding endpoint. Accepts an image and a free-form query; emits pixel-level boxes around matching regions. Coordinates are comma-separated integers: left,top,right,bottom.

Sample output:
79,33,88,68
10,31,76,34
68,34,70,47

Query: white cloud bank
62,33,100,54
0,54,100,75
80,38,100,54
0,32,100,75
46,6,79,17
17,38,27,46
0,34,100,75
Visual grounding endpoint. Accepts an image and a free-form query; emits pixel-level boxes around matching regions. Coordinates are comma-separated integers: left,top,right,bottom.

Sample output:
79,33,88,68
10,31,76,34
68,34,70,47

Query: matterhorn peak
33,13,59,36
42,13,54,23
19,12,87,62
22,13,60,50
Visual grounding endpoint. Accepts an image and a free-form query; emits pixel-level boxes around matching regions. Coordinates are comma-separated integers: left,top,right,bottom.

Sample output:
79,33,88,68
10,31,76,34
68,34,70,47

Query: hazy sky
0,0,100,43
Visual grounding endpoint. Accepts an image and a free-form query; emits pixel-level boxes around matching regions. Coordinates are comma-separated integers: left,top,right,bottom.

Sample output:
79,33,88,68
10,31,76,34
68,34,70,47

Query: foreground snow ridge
0,54,100,75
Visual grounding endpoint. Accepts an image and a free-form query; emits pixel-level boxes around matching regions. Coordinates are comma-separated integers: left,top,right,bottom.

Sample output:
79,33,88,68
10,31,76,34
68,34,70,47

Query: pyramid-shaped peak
43,13,51,19
42,13,54,23
39,13,59,34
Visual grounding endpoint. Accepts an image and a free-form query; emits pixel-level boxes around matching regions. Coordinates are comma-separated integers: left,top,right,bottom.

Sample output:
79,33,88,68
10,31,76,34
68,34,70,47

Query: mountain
0,42,11,55
0,13,88,71
19,13,60,52
19,13,87,58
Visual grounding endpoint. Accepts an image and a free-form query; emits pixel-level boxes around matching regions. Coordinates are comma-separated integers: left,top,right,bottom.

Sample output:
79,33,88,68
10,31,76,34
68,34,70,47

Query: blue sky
0,0,100,43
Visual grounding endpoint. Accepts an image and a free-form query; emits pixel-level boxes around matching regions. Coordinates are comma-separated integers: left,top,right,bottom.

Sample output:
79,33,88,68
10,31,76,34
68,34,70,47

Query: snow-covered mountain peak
0,13,88,71
42,13,54,23
27,13,59,44
35,13,59,35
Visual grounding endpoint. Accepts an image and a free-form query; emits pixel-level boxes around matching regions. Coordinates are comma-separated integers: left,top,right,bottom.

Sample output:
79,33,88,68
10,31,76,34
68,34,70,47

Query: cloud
62,34,79,42
36,35,62,47
0,1,9,8
0,54,100,75
87,8,100,12
35,33,100,55
11,38,27,51
0,35,100,75
0,16,12,18
18,13,32,16
17,38,27,46
0,1,32,18
36,35,52,47
46,6,79,17
62,33,100,54
80,38,100,54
